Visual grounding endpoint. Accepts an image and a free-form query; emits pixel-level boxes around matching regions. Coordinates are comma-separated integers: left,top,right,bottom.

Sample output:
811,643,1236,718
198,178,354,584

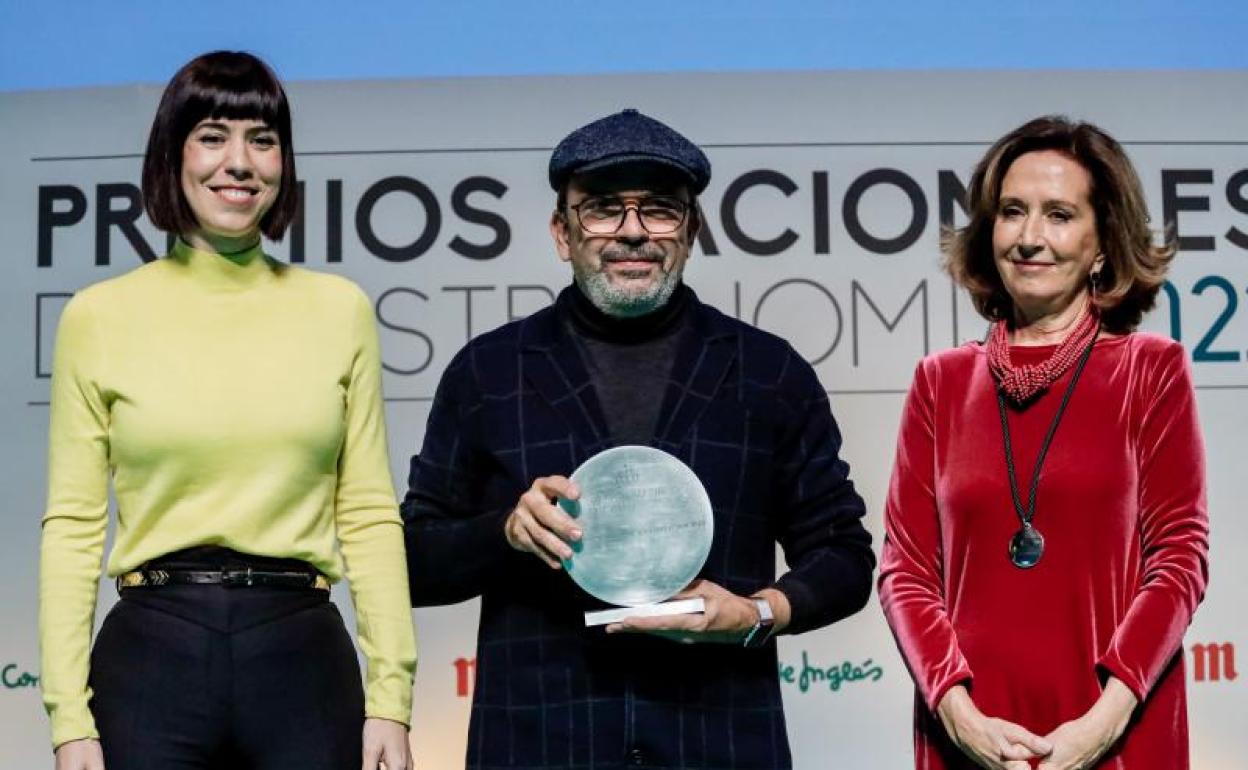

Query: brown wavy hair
944,115,1173,333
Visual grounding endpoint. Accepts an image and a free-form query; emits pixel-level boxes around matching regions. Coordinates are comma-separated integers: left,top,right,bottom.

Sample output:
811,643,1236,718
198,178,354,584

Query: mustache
601,245,666,263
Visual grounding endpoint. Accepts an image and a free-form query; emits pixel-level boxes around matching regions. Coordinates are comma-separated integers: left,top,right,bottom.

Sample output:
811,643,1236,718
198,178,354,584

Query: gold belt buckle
116,569,167,590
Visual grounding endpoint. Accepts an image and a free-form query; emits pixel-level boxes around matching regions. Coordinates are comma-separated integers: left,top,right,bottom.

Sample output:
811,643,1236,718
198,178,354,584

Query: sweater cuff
771,574,817,635
363,672,414,729
49,701,100,751
364,704,412,730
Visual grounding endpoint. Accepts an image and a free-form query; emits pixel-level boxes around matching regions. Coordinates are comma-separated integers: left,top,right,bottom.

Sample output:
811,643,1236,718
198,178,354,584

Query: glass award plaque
560,445,714,626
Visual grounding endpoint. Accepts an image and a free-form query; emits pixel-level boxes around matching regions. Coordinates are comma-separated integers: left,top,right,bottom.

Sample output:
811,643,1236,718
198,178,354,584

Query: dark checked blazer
402,285,875,770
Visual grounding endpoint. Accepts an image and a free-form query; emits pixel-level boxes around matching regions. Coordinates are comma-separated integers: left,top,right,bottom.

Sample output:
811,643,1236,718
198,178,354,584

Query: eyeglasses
567,195,690,235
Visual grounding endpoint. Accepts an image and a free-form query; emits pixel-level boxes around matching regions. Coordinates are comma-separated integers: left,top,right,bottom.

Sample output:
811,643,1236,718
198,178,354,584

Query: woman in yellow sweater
40,51,416,770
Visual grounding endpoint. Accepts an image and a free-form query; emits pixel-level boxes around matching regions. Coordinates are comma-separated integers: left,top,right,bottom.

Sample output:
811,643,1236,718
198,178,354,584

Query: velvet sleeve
1096,342,1209,701
878,359,974,713
401,347,518,606
770,348,875,635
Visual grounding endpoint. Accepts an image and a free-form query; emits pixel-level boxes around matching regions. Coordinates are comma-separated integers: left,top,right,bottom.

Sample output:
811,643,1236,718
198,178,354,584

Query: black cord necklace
997,326,1100,568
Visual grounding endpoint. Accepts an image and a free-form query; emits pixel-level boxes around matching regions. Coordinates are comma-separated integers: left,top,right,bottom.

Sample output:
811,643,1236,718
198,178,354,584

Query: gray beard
574,263,681,318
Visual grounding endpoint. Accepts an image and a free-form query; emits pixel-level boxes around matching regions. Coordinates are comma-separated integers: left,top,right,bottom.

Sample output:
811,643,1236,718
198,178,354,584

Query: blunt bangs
173,61,288,139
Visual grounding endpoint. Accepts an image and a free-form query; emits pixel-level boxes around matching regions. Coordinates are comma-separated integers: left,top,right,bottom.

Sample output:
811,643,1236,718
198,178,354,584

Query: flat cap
548,108,711,194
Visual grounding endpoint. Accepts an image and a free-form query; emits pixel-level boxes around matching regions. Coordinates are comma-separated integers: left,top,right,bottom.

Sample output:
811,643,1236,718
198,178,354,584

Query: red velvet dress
879,333,1209,769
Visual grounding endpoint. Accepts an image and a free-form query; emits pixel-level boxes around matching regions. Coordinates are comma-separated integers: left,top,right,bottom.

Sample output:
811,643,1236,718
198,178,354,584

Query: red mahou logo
1190,642,1238,682
454,657,477,697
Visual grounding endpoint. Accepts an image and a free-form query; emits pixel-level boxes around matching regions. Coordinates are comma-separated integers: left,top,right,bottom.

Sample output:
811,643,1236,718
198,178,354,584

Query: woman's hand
53,738,104,770
1038,677,1138,770
937,685,1052,769
362,717,411,770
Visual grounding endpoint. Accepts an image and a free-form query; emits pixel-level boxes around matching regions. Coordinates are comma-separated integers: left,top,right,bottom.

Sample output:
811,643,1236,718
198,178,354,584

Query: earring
1089,268,1103,297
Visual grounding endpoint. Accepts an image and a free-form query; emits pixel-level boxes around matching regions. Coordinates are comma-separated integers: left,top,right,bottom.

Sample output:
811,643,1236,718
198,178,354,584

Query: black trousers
88,550,364,770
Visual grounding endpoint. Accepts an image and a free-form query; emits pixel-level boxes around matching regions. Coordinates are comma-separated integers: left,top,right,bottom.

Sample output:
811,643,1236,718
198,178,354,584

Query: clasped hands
504,475,788,643
936,680,1137,770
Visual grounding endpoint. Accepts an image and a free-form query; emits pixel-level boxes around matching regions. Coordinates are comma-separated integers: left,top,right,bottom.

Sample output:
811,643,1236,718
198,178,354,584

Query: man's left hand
605,580,789,644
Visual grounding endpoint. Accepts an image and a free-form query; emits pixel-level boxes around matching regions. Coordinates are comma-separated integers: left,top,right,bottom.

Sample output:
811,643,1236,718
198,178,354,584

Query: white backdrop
1,71,1244,768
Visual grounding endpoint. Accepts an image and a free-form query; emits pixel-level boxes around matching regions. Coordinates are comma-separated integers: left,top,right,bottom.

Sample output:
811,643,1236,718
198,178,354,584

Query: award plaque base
584,597,706,627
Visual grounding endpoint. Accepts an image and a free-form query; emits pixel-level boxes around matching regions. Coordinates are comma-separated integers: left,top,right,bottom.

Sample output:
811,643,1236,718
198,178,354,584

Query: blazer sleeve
1096,342,1209,701
877,359,974,713
401,345,518,605
770,347,876,635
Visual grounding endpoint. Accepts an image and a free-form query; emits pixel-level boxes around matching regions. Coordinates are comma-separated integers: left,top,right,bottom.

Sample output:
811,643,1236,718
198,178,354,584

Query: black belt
117,567,330,591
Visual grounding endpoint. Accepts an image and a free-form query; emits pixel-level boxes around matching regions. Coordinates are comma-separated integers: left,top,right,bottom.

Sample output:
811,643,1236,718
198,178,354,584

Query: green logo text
778,651,882,694
2,664,39,689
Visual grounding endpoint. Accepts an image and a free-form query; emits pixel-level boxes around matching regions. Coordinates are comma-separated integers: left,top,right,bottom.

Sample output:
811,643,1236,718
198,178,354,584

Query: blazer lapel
519,302,612,459
652,299,738,451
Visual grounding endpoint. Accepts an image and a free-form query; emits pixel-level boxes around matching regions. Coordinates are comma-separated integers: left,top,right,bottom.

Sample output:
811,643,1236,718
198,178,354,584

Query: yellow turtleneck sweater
39,240,416,748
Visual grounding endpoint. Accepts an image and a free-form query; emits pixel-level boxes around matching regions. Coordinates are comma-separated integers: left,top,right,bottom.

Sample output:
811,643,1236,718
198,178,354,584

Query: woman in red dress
879,116,1209,770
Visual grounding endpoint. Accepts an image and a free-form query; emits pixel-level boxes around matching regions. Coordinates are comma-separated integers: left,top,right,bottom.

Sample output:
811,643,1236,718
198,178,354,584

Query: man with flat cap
403,109,875,769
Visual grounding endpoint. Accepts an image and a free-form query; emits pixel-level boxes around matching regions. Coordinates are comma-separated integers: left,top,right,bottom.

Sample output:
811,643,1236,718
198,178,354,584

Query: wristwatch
741,596,775,648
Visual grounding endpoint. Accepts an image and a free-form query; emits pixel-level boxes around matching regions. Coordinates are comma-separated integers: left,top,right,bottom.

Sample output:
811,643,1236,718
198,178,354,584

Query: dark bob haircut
142,51,298,241
944,115,1174,334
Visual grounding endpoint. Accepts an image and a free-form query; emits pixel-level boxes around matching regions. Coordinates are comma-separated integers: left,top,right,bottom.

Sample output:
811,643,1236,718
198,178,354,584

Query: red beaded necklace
987,305,1100,404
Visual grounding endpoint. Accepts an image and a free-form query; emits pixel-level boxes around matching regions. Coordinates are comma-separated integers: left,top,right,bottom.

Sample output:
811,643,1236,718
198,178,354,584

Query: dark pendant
1009,524,1045,569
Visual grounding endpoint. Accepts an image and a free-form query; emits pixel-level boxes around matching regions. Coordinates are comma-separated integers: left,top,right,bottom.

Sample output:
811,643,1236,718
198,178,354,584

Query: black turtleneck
561,282,694,445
